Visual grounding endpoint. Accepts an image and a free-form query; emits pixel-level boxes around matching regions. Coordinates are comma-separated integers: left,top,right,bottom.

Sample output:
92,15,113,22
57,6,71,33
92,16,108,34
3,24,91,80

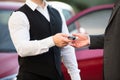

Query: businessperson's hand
70,33,89,48
53,33,72,47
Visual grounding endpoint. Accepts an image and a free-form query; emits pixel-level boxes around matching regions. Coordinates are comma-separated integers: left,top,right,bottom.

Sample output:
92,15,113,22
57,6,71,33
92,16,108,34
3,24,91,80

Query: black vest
17,4,63,79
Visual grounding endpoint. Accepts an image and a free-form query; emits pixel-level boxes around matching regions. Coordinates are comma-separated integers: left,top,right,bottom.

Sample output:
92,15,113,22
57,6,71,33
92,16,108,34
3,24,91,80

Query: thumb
61,33,69,37
72,33,81,38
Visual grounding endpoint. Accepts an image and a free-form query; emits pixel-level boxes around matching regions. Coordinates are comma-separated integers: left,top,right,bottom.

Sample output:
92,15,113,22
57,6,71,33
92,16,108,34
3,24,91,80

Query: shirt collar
25,0,48,11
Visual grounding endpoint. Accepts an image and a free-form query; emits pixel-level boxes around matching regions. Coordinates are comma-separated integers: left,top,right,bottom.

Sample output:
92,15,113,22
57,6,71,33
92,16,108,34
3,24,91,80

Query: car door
65,4,113,80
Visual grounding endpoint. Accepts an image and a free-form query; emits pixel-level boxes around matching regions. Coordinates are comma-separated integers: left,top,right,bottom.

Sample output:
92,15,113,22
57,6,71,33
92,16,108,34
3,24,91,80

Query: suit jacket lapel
108,2,120,25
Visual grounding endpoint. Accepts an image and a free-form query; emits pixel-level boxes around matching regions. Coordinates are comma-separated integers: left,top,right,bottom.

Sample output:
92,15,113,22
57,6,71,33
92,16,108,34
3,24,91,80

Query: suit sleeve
89,34,104,49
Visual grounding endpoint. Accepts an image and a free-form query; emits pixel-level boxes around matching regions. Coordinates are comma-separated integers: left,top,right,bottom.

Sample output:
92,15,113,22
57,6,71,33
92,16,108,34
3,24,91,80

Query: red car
65,4,113,80
0,1,113,80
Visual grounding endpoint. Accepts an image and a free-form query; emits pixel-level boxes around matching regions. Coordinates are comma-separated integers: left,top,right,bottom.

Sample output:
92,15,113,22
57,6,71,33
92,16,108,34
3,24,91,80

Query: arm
58,9,81,80
8,11,71,57
8,11,55,57
61,46,80,80
89,34,104,49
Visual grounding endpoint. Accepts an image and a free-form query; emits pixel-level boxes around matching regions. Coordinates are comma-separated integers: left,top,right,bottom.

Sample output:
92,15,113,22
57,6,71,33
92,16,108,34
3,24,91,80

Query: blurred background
49,0,116,12
0,0,116,12
0,0,118,80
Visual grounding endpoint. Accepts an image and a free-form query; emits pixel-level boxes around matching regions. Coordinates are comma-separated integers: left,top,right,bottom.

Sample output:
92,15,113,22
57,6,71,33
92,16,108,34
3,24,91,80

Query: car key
68,36,77,40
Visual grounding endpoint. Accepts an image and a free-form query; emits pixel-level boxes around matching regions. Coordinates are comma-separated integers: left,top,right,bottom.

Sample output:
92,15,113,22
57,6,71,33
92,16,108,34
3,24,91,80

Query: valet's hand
53,33,72,47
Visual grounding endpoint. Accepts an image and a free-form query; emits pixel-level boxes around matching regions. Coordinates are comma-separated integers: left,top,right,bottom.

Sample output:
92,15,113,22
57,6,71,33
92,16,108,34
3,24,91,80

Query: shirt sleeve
61,46,81,80
56,8,81,80
8,11,55,57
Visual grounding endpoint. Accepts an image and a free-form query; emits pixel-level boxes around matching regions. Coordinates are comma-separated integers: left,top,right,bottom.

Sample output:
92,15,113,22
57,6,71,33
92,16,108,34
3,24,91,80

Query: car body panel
62,49,103,80
0,53,18,78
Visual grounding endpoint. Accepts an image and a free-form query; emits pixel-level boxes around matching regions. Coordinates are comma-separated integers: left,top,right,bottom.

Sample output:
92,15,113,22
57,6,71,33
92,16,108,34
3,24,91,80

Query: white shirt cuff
70,72,81,80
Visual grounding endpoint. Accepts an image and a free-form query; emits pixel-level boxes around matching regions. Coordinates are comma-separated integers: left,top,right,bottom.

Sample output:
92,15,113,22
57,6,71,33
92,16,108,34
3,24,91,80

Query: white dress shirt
8,0,81,80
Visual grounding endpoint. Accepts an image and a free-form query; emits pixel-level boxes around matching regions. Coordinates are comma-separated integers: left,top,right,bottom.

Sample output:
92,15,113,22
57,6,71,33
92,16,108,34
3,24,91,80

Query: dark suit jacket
89,0,120,80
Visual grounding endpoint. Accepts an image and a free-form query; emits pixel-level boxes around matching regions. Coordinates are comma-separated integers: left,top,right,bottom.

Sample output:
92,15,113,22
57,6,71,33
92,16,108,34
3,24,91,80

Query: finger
72,34,83,39
64,38,72,43
61,33,69,37
72,33,81,36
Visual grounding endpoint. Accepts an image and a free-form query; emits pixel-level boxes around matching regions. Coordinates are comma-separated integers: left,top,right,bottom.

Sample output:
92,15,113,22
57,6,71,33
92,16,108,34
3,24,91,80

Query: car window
68,9,112,35
62,9,73,21
68,22,79,34
0,10,16,52
79,9,112,35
